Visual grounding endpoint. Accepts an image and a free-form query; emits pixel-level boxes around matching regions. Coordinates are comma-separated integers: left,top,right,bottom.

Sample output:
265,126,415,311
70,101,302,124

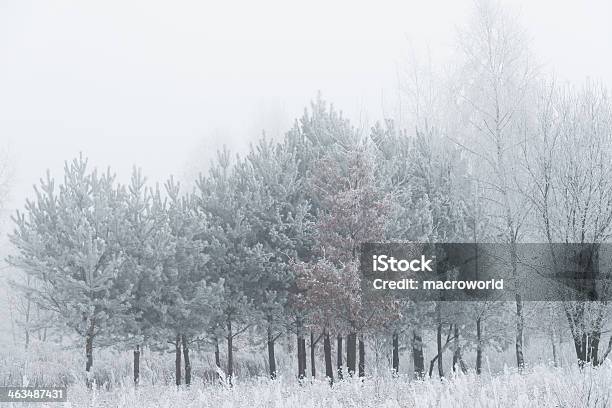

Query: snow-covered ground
1,340,609,408
6,364,607,408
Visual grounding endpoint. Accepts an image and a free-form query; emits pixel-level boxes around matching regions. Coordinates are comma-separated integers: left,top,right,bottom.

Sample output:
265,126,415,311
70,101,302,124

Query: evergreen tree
9,155,132,385
196,148,268,385
157,177,222,386
238,136,315,379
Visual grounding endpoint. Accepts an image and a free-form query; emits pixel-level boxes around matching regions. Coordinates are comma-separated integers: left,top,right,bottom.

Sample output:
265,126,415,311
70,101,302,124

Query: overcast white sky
1,0,611,218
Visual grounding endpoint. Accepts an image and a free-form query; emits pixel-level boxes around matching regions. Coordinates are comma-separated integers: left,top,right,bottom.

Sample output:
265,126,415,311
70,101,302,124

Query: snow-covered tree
303,137,392,378
9,155,132,385
196,148,268,385
454,0,538,371
524,80,612,366
117,168,170,384
237,136,315,379
152,177,222,386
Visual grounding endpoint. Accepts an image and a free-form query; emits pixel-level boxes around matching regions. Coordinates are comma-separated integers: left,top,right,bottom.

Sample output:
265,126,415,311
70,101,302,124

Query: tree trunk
337,335,343,380
323,330,334,385
267,323,277,379
310,331,316,378
296,333,302,378
85,320,94,388
599,335,612,365
85,333,94,372
515,293,525,370
175,335,182,386
392,331,399,375
573,329,602,367
412,329,424,380
85,335,93,371
296,318,306,380
297,334,303,379
300,337,307,378
182,335,191,385
589,331,601,366
550,328,558,367
227,319,233,385
346,332,357,376
133,345,140,386
513,240,525,371
358,336,365,377
564,264,606,367
287,327,293,355
300,337,306,379
452,325,467,374
476,317,483,375
573,332,587,367
436,304,444,378
452,325,459,371
428,354,441,378
214,337,221,369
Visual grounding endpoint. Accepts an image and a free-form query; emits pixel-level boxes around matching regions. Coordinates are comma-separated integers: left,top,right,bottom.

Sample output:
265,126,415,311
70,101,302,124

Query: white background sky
0,0,611,220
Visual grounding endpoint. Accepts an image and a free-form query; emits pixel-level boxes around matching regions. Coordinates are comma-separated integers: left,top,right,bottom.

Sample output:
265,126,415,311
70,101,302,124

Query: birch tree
454,0,537,370
524,80,612,366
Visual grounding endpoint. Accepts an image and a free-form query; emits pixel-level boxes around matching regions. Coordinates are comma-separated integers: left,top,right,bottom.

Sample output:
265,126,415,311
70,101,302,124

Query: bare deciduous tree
525,79,612,366
453,0,538,370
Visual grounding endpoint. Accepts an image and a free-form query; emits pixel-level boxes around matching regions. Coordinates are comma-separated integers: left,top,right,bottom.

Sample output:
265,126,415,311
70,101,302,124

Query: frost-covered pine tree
238,136,315,379
286,97,376,379
118,168,176,385
196,148,268,385
9,155,132,385
305,137,392,378
154,177,222,386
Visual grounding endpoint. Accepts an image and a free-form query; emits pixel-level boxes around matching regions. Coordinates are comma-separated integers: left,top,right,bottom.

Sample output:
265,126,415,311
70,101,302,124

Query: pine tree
118,168,175,385
196,148,267,385
238,136,315,379
306,140,392,378
9,155,132,386
157,177,222,386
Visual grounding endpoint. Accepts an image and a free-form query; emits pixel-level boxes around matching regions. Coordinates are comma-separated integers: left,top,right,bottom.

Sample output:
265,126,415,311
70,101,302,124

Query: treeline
6,97,468,386
8,0,612,387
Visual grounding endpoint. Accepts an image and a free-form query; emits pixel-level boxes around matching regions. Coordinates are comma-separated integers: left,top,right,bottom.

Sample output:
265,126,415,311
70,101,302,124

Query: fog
1,0,612,393
1,0,611,219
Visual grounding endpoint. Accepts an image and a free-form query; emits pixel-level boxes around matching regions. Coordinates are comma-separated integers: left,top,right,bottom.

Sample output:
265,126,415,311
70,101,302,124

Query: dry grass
2,341,611,407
